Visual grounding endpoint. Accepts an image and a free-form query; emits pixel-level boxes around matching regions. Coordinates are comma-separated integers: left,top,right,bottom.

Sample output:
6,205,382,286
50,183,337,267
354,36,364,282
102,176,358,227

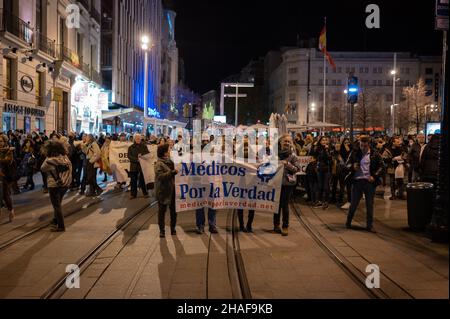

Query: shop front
2,102,46,133
70,77,106,134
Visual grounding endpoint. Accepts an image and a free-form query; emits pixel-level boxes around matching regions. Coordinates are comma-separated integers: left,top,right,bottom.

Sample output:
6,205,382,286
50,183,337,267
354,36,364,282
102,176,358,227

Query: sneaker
313,201,323,209
246,227,254,233
42,188,48,194
345,222,352,229
367,227,377,233
239,225,246,232
171,229,177,236
209,227,218,234
322,202,329,210
274,226,281,234
160,232,166,238
281,227,289,236
196,227,205,235
341,202,351,210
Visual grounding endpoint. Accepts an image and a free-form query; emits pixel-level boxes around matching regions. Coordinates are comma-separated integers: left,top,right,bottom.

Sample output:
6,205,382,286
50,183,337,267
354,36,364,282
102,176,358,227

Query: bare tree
354,87,379,133
402,78,432,134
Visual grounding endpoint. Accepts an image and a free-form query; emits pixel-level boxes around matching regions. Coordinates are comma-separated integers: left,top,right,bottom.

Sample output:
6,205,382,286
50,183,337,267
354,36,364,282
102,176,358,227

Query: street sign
436,0,449,30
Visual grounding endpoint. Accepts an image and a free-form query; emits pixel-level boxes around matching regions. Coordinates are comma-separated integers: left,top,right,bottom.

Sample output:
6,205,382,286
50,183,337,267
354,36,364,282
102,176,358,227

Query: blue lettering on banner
181,161,246,177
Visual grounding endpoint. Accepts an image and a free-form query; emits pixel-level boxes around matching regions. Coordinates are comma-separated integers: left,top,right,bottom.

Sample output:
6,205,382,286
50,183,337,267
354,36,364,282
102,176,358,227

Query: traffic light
347,76,359,104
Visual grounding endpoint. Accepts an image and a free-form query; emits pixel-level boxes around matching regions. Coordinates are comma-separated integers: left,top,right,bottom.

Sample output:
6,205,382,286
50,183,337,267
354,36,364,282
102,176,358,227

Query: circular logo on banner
257,162,278,184
20,75,34,93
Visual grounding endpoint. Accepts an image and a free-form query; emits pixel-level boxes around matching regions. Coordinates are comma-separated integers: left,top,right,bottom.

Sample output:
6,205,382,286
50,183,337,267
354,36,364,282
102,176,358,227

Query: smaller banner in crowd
139,144,158,184
175,161,283,214
109,142,157,184
297,156,314,175
109,141,132,183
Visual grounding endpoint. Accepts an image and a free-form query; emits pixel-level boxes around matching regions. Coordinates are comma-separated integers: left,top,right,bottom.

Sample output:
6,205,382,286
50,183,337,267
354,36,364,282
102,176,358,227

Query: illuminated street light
141,35,151,126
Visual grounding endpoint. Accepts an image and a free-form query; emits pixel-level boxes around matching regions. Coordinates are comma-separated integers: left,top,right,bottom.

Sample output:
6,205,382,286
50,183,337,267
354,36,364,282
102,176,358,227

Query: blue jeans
196,208,217,228
346,179,376,229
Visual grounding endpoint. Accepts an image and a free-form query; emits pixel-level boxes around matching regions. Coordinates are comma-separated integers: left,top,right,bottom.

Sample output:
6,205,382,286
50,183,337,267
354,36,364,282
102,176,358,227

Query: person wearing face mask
274,134,302,236
345,136,385,233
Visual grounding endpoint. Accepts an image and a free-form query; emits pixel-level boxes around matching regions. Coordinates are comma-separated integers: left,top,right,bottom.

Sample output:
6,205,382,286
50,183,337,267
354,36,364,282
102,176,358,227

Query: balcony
0,9,34,44
37,32,57,58
102,18,113,33
57,44,88,74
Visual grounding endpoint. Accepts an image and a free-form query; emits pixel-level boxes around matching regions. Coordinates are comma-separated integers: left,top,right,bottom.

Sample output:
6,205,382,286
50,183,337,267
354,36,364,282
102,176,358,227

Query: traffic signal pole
350,102,355,143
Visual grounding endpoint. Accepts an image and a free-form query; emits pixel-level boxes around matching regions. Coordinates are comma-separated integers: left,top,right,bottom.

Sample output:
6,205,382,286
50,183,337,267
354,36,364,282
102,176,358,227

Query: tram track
0,186,125,252
290,201,415,299
42,200,158,299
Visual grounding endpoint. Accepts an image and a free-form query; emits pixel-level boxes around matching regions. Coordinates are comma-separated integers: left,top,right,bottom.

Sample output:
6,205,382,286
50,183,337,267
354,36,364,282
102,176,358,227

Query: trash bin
406,183,434,231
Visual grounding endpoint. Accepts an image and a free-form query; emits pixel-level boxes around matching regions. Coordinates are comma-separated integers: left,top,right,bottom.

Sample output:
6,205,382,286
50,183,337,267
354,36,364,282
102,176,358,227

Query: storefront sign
57,75,71,87
20,75,34,93
4,103,45,117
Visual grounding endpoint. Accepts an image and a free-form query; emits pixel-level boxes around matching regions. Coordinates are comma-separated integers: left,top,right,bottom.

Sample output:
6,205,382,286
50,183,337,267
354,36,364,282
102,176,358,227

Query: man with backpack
41,140,73,232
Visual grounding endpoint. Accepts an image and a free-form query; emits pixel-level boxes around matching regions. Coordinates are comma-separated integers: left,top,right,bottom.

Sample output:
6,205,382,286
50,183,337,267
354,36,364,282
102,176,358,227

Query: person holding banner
275,134,302,237
155,144,178,238
127,134,149,200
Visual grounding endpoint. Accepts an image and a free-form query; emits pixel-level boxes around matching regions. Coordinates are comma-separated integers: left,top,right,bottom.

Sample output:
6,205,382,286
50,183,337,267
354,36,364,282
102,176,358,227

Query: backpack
48,162,71,188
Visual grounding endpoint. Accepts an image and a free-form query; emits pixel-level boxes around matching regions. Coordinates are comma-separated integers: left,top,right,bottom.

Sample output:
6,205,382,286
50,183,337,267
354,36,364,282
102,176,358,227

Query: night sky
172,0,443,94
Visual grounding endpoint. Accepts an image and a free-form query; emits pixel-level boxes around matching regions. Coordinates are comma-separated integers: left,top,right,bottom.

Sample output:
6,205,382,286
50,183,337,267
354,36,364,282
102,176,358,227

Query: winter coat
41,155,73,188
84,141,101,168
0,147,14,183
154,157,177,205
101,143,112,175
346,148,385,186
279,148,302,186
127,143,150,172
419,136,439,182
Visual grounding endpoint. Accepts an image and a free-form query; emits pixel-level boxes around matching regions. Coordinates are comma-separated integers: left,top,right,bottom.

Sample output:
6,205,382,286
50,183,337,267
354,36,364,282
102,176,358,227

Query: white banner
139,144,158,184
109,141,132,183
175,161,283,213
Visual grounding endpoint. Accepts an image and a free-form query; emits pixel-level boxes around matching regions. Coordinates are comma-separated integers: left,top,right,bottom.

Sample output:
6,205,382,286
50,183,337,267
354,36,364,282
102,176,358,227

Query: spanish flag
319,25,336,70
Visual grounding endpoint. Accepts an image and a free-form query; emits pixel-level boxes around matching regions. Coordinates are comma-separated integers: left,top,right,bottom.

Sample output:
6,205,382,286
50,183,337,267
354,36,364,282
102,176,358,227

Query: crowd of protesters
0,128,441,236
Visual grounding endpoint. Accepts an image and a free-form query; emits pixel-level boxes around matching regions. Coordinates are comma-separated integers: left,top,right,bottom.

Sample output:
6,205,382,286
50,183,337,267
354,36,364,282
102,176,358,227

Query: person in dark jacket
409,134,426,183
312,136,333,209
419,134,439,185
155,143,178,238
21,138,36,191
0,135,15,222
383,136,408,200
346,136,385,233
127,134,149,199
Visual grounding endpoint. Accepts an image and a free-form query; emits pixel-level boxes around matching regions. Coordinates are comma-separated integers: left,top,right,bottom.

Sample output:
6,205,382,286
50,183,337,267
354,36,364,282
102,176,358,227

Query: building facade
100,0,163,133
160,9,178,108
1,0,103,134
268,48,442,131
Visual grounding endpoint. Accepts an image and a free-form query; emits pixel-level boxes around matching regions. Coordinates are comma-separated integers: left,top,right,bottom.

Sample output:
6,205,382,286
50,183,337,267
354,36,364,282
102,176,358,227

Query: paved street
0,180,447,299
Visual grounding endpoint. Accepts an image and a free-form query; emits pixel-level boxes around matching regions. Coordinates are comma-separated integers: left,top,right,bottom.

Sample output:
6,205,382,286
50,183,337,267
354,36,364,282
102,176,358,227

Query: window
36,71,45,106
289,67,298,74
425,78,433,85
318,67,323,74
359,67,364,74
373,67,378,74
337,67,342,73
351,67,355,74
288,80,298,87
386,94,393,102
332,79,336,86
373,80,378,86
425,68,433,75
378,80,383,86
76,33,83,57
378,67,383,74
365,80,369,87
346,67,350,74
319,79,323,86
289,93,297,101
2,57,14,100
365,67,369,73
386,79,392,86
337,80,342,86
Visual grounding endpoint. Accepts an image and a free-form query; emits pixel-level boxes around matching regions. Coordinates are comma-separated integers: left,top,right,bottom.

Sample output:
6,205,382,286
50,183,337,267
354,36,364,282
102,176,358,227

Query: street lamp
390,53,399,136
141,35,151,123
310,103,316,122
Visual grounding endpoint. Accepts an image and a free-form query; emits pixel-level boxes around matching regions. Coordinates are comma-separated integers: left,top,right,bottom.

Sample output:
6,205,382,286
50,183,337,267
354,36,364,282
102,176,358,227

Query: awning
102,108,135,120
